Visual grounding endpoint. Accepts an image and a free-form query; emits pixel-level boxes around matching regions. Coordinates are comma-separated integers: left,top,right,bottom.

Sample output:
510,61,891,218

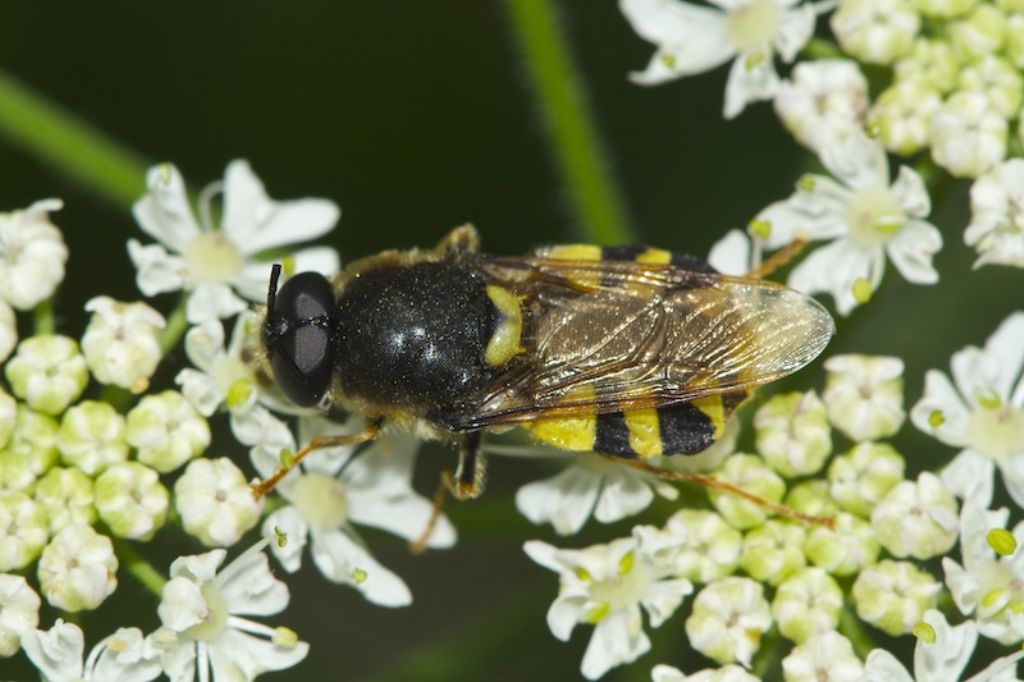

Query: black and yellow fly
252,225,834,527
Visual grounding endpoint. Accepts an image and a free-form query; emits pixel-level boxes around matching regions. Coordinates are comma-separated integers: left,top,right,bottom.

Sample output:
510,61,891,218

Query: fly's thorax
331,258,519,422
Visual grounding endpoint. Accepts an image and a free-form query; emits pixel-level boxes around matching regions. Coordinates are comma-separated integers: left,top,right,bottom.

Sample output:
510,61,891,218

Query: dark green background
0,2,1017,680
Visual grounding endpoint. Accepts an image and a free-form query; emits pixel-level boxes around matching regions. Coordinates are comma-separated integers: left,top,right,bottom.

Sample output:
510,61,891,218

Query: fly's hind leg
746,238,808,279
409,432,485,555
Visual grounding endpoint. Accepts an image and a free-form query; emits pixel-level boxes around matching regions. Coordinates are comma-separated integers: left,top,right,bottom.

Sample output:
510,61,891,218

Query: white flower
174,457,262,547
913,0,977,18
620,0,817,118
0,199,67,310
827,442,905,518
56,400,128,476
129,160,339,323
739,520,806,586
894,39,959,92
830,0,920,64
515,451,678,535
949,5,1008,60
685,576,772,667
33,467,96,533
708,454,786,529
822,354,905,440
911,312,1024,508
774,59,869,152
525,534,693,680
756,132,942,315
867,78,942,157
708,229,755,276
872,472,959,559
5,335,88,416
0,492,48,571
37,524,118,612
154,540,308,681
81,297,165,394
94,462,169,541
771,567,843,643
957,56,1023,119
930,92,1007,179
21,620,160,682
125,390,210,473
965,159,1024,268
634,509,742,583
254,418,454,607
0,573,40,658
781,631,864,681
863,608,1024,682
943,502,1024,644
754,390,831,477
852,560,941,636
176,313,291,446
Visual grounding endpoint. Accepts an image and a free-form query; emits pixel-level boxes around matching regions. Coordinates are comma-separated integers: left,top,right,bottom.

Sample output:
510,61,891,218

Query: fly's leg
409,432,484,554
746,238,808,279
250,421,383,499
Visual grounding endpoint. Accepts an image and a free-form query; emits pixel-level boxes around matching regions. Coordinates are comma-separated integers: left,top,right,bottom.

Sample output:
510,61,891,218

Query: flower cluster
0,162,457,680
525,324,1024,678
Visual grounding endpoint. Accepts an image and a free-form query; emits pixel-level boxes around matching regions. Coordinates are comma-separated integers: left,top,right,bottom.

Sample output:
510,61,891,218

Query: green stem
503,0,633,244
33,299,55,336
802,37,845,60
114,539,166,597
838,603,876,659
159,295,190,355
0,70,148,210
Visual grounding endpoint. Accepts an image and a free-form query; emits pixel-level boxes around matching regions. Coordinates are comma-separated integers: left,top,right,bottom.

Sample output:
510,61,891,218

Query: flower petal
723,52,779,119
127,239,187,296
516,464,602,535
891,166,931,218
310,530,412,607
911,369,971,447
914,609,978,681
941,450,994,508
262,506,309,573
208,627,308,680
821,132,889,190
580,608,650,680
622,0,734,84
707,229,752,276
886,219,942,285
221,160,340,254
216,543,290,617
788,237,878,315
185,283,247,324
233,246,340,302
132,164,201,254
594,471,655,523
20,619,85,680
774,3,816,62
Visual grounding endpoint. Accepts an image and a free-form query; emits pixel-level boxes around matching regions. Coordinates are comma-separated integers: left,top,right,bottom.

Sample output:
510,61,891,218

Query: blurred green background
0,1,1019,680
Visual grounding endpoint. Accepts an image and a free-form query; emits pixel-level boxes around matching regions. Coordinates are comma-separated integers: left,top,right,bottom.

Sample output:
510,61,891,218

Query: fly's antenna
267,263,283,310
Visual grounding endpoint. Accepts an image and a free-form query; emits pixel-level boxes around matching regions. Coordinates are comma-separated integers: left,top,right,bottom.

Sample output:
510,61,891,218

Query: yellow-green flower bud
805,512,880,576
708,454,786,530
772,567,843,643
852,560,941,635
740,520,807,586
94,462,169,541
56,401,128,476
32,466,95,533
4,335,88,416
755,391,831,478
828,442,905,518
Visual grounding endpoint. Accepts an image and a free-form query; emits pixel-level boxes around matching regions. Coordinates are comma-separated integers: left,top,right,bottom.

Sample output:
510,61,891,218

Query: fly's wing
445,255,835,430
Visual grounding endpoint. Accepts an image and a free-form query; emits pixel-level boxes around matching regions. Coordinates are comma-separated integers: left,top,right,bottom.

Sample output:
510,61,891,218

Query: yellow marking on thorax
523,385,597,451
624,408,662,458
484,285,525,367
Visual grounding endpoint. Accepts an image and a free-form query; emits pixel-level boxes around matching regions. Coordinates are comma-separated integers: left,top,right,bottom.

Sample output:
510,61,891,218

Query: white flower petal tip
0,200,68,311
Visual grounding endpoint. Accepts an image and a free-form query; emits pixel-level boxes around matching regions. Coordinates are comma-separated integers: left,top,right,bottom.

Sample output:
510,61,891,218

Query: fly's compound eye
263,269,335,407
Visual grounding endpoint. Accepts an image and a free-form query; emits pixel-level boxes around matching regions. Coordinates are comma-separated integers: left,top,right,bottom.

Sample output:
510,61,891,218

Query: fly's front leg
409,432,485,554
